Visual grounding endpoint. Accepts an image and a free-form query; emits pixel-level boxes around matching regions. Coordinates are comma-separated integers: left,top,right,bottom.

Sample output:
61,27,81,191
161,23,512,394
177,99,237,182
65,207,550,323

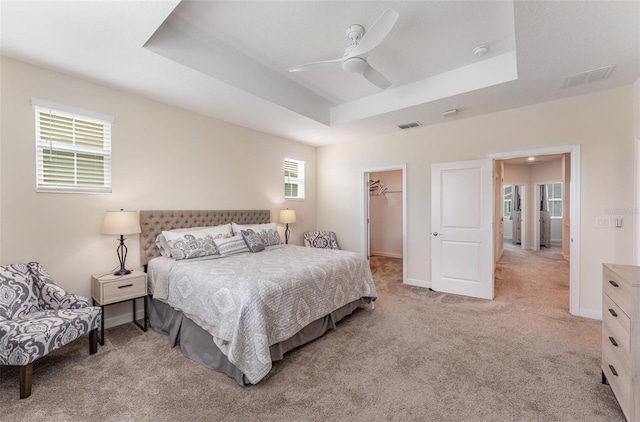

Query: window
284,158,305,199
547,182,562,218
34,99,113,193
503,185,513,218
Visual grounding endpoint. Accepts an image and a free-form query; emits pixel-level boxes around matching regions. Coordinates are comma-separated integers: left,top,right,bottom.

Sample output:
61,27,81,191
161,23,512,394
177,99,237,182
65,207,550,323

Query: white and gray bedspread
147,244,376,384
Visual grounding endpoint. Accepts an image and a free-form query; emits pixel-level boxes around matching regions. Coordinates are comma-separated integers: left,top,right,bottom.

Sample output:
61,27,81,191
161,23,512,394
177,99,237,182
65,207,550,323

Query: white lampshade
101,210,141,235
279,209,297,224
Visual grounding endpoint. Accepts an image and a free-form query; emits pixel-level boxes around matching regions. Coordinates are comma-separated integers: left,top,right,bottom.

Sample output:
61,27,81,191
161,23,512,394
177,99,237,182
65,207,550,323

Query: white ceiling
1,1,638,147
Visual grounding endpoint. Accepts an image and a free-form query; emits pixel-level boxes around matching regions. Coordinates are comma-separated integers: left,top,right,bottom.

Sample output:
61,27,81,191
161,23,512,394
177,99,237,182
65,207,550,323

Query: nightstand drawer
92,271,147,306
102,277,146,304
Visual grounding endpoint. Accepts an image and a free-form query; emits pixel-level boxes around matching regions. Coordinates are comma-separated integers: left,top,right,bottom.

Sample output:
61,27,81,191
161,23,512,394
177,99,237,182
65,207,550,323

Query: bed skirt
147,295,372,385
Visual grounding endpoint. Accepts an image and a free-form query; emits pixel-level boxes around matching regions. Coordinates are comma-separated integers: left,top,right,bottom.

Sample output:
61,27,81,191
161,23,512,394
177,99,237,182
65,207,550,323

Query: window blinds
34,104,112,193
284,158,305,199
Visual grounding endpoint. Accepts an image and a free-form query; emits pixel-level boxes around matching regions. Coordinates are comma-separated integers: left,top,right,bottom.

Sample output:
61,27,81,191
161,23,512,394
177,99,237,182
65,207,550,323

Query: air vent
398,121,422,130
563,65,615,88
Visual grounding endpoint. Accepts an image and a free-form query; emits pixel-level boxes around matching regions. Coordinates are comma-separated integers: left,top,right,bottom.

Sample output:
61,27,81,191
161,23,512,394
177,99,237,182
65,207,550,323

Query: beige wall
317,86,635,318
0,57,316,325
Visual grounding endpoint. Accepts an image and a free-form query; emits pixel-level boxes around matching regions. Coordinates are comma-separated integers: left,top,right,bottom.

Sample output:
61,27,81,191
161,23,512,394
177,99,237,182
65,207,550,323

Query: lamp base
113,268,132,276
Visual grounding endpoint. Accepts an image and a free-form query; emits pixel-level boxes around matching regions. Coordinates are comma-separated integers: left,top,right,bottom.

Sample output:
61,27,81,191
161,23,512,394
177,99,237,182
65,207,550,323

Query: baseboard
405,278,431,289
371,251,403,259
104,308,146,330
579,308,602,321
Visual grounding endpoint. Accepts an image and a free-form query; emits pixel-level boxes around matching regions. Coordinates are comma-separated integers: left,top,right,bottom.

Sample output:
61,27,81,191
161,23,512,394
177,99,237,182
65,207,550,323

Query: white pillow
231,222,281,246
161,224,233,260
214,234,250,256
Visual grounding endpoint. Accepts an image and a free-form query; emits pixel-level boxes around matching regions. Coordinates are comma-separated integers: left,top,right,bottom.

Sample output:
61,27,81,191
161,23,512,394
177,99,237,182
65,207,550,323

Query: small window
34,100,113,193
547,182,562,218
284,158,305,199
503,185,513,218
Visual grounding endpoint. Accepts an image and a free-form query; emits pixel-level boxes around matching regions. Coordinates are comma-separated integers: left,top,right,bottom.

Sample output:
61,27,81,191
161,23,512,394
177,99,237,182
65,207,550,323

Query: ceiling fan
288,9,399,89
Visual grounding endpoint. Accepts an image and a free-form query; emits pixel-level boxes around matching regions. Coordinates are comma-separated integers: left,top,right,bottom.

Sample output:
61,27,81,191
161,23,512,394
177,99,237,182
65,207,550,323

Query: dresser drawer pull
118,284,134,289
608,280,619,288
609,364,618,377
609,336,618,347
608,308,618,317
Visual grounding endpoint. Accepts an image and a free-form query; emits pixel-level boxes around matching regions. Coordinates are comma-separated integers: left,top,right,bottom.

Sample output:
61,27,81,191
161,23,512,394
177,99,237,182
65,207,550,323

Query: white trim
31,98,115,123
579,308,602,321
361,164,407,285
406,278,431,289
635,137,640,265
488,144,581,316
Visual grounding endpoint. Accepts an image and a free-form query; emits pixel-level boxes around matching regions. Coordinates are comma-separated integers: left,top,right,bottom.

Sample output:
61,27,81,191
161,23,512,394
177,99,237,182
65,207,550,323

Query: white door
431,159,494,299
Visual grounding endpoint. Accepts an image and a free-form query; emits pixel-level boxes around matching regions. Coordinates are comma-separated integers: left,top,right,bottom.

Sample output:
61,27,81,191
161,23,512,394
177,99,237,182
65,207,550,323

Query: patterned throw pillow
214,234,251,256
241,229,265,253
232,223,282,246
162,225,232,260
303,231,339,249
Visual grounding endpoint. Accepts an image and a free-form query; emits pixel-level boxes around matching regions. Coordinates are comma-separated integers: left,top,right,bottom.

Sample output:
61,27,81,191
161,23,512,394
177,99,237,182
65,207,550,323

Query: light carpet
0,247,625,421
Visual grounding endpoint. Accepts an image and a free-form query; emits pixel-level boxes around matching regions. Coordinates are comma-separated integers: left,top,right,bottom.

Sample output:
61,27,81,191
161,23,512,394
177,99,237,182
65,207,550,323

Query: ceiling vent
398,121,422,130
563,65,615,88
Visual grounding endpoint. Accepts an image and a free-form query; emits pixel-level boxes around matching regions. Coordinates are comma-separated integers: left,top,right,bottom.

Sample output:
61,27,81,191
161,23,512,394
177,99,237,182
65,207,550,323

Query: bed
140,210,377,385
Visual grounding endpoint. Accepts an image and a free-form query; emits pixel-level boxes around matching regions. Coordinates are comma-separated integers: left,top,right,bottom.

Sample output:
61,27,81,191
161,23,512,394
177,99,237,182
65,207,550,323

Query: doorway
362,165,407,284
490,145,580,315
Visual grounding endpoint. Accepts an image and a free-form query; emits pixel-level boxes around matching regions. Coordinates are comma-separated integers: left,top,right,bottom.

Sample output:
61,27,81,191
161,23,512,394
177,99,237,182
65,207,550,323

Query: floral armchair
0,262,101,399
303,231,340,249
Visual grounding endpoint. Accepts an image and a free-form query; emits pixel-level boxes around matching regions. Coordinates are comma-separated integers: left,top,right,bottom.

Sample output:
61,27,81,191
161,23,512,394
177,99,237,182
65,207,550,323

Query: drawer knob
608,280,619,288
118,284,134,289
608,308,618,317
609,336,618,347
609,364,618,377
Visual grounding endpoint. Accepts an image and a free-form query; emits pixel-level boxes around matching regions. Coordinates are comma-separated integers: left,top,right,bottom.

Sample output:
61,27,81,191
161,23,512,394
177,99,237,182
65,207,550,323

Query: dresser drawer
603,293,631,355
603,344,631,421
603,265,632,316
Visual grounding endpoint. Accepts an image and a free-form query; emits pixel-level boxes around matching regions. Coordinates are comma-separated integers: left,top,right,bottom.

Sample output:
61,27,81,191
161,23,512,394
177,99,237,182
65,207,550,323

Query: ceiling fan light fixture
342,57,368,73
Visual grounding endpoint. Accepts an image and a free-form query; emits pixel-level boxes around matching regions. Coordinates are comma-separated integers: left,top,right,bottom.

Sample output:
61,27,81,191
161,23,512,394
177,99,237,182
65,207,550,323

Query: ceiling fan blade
288,57,343,73
363,64,391,89
349,9,399,58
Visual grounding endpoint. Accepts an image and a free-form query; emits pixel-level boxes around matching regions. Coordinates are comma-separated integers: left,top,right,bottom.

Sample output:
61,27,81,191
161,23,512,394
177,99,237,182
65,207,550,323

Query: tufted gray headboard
139,209,271,266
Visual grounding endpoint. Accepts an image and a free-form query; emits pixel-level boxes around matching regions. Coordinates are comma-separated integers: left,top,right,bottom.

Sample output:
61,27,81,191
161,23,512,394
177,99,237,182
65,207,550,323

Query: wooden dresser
602,263,640,421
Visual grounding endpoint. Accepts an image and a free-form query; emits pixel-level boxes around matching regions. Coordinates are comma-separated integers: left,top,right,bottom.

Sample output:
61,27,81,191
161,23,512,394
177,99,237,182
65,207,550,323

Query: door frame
361,164,407,284
489,145,581,316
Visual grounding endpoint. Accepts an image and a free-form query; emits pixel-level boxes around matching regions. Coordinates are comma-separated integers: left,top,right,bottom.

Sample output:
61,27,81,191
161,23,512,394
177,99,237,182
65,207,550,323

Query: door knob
432,232,440,236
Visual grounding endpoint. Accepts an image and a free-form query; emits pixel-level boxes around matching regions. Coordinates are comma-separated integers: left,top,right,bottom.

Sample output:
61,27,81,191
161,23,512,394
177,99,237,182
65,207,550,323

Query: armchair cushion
0,307,100,366
0,263,39,321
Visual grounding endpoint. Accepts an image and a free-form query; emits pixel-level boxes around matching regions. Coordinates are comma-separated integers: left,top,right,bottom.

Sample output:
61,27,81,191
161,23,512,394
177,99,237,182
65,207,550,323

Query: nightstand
91,270,147,345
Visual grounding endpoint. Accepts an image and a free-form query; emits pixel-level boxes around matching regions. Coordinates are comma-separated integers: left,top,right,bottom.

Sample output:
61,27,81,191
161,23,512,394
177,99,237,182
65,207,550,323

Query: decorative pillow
155,226,207,257
241,229,265,253
303,231,339,249
232,222,282,246
214,234,250,256
162,224,233,260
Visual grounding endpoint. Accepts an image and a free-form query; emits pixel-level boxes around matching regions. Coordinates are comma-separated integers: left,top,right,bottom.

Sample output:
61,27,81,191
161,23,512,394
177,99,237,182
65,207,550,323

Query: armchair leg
89,328,98,355
19,363,33,399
